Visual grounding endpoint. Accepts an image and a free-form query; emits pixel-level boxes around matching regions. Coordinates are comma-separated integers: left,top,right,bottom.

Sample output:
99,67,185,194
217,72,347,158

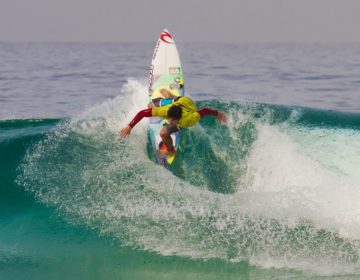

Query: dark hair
167,105,182,120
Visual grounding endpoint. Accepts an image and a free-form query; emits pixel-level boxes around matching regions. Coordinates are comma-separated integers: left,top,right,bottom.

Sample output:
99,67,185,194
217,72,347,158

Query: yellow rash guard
151,97,201,127
127,97,219,129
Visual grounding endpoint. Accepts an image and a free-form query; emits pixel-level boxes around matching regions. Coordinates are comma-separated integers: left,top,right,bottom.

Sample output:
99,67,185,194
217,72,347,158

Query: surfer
119,96,227,157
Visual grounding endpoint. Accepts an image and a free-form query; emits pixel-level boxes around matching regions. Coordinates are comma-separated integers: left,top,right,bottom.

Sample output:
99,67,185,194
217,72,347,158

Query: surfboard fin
166,154,176,165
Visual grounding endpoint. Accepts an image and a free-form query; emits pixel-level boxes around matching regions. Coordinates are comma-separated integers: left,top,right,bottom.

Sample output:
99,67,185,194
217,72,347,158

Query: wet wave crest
15,79,360,275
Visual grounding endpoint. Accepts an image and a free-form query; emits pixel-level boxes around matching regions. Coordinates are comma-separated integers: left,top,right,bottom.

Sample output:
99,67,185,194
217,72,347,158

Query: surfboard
148,29,184,165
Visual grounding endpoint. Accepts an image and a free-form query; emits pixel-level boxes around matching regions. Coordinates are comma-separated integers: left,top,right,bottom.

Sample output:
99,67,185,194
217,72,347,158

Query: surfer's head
167,105,182,125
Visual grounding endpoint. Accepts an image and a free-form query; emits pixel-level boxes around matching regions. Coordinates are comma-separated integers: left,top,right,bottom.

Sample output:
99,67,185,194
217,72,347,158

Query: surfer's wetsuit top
128,97,219,131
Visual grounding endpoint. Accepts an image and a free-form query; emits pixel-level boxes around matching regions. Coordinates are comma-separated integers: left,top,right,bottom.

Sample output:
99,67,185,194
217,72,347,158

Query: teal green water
2,99,360,279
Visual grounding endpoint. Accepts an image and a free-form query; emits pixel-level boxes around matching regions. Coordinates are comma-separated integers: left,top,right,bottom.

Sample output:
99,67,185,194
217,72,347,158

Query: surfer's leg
157,125,178,158
160,88,177,99
160,126,174,151
159,125,179,152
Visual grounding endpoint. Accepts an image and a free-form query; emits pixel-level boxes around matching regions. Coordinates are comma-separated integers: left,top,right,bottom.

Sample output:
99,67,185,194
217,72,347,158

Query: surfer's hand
119,126,132,139
217,112,227,123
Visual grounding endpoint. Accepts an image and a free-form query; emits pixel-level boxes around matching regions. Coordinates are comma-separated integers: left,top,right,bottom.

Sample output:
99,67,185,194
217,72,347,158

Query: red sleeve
128,108,152,128
198,108,218,118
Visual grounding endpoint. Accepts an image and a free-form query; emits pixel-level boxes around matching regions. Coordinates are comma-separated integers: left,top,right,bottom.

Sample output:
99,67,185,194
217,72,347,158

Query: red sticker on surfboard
160,31,173,44
169,67,180,74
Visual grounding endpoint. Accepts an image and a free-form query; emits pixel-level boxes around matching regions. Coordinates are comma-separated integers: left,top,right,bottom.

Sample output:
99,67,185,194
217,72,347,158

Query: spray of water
17,80,360,275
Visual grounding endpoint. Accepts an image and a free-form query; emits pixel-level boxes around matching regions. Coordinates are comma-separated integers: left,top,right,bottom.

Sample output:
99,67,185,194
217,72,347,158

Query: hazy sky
1,0,360,43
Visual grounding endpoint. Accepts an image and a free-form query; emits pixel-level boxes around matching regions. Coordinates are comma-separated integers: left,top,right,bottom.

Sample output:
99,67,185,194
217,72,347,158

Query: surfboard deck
148,29,184,165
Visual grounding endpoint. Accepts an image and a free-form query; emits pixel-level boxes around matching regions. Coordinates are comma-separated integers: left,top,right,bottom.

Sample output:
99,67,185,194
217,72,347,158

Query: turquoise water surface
1,43,360,279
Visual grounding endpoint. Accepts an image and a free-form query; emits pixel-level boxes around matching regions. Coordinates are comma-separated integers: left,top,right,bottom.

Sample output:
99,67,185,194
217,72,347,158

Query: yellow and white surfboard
148,29,184,165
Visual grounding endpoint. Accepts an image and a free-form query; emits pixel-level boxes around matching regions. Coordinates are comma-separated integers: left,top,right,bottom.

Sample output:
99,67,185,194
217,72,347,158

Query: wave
3,80,360,275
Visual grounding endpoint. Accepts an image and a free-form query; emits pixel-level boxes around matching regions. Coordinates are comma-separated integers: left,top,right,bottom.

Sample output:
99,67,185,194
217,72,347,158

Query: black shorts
152,96,182,107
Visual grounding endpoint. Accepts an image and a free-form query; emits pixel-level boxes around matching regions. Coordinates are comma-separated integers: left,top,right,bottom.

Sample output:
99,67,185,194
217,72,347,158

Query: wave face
4,80,360,275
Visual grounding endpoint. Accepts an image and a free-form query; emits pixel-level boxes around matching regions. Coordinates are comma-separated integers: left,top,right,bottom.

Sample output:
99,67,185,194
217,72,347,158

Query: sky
1,0,360,43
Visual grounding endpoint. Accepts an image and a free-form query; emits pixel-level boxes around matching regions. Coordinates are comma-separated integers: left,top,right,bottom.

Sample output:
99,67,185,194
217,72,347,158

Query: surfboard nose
159,29,174,44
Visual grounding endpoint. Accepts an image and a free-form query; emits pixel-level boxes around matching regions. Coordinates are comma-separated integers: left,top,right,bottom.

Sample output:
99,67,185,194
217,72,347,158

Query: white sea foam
18,79,360,276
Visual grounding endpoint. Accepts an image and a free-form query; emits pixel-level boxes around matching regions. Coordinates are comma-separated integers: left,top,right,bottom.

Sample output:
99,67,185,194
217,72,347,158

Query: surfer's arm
128,108,152,128
198,108,227,123
198,108,218,117
119,108,152,139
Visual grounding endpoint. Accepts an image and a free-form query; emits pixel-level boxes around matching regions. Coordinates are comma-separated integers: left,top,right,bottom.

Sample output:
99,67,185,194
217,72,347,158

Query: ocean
1,42,360,279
